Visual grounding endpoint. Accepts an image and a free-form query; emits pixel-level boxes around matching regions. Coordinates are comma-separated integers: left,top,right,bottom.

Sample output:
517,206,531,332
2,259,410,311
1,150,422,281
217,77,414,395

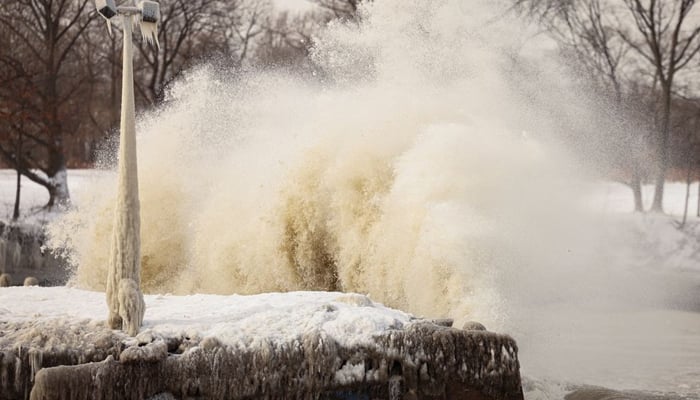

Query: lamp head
139,1,160,23
95,0,117,20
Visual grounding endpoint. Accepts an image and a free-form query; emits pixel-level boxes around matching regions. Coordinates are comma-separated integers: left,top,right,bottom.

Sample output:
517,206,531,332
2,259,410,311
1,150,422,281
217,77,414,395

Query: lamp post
95,0,160,336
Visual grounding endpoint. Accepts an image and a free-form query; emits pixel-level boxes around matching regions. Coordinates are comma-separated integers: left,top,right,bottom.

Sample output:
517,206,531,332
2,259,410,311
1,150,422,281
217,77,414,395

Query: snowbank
0,287,524,400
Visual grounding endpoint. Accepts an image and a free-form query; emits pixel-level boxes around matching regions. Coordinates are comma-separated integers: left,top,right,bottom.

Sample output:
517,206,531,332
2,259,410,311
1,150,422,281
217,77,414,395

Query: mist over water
49,0,700,397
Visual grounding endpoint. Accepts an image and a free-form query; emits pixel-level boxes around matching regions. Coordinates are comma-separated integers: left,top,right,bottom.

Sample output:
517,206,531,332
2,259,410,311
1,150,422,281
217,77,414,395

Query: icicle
96,0,117,36
139,20,160,49
29,349,42,382
138,1,161,49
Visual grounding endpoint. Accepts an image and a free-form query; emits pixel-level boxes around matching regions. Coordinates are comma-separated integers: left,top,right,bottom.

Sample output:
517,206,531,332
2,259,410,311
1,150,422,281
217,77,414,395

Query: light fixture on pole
95,0,160,336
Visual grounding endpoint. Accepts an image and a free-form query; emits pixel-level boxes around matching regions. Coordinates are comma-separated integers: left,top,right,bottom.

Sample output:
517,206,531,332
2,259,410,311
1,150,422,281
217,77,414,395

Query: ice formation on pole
106,14,145,337
138,18,159,49
138,1,160,49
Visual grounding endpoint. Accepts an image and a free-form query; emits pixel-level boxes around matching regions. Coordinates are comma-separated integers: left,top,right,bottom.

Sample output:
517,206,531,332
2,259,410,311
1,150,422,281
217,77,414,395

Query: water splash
50,0,591,327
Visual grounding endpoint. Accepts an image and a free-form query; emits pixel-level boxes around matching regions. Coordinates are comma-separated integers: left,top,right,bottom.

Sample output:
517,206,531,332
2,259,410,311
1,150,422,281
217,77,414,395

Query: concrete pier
1,319,523,400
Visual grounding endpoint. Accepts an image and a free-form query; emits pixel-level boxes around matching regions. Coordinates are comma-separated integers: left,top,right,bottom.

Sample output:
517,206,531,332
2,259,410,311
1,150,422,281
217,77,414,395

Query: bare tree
131,0,269,105
516,0,651,211
618,0,700,213
211,0,269,67
0,0,94,207
665,98,700,226
256,10,322,68
517,0,700,213
132,0,216,105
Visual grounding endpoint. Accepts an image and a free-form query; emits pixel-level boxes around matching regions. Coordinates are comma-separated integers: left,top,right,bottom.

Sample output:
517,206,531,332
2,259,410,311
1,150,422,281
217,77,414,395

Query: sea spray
50,0,588,327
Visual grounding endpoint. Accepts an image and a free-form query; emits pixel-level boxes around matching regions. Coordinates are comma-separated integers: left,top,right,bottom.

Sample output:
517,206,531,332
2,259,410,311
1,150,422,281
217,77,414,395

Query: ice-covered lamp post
95,0,160,336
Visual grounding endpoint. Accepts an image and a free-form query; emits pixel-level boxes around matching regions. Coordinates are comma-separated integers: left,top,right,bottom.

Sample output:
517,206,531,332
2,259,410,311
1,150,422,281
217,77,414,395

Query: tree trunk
650,84,672,213
631,174,643,213
46,144,70,208
697,177,700,217
650,157,667,213
46,168,70,208
681,161,692,228
12,132,22,221
44,26,70,209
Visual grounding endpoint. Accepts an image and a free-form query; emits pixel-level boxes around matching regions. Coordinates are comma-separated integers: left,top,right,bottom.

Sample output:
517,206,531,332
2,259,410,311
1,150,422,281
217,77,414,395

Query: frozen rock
431,318,454,327
23,277,38,286
0,273,11,287
119,340,167,363
463,321,487,331
335,293,374,307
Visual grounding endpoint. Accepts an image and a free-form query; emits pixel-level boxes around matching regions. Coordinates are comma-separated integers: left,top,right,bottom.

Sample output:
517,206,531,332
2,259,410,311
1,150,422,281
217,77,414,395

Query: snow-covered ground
586,180,700,217
0,169,108,225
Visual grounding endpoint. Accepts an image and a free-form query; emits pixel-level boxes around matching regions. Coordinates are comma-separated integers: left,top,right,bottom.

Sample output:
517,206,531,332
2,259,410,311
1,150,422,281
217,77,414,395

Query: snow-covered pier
0,288,523,399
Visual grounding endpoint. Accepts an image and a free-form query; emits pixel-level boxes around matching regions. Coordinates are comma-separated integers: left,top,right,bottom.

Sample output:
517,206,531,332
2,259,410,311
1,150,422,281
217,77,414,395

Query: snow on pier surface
0,287,411,349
